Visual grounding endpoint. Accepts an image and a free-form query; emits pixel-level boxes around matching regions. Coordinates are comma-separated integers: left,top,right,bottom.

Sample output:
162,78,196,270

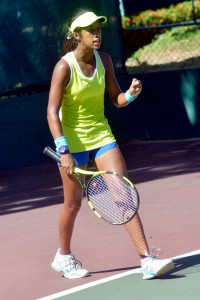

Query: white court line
172,249,200,260
37,249,200,300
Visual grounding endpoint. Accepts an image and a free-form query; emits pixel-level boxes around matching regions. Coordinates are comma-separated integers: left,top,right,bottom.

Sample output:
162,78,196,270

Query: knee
63,198,82,215
70,202,81,214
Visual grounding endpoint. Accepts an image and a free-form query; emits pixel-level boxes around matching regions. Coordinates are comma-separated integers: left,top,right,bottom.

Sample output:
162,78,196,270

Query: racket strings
87,173,139,224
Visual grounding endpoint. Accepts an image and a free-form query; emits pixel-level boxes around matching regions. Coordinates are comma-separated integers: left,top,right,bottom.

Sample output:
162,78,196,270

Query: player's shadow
159,253,200,280
90,265,140,275
90,254,200,278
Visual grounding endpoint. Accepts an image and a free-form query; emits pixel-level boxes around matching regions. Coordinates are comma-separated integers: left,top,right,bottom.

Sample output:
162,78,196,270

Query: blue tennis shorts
58,141,118,167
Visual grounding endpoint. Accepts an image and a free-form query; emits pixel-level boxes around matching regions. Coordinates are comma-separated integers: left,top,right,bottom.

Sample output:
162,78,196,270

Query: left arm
100,52,142,107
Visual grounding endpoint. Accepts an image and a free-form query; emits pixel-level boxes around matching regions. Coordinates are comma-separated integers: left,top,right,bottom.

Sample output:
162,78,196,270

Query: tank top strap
94,50,105,74
61,53,73,89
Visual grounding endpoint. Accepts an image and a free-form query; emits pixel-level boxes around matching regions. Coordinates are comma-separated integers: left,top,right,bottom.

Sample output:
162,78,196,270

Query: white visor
70,12,107,33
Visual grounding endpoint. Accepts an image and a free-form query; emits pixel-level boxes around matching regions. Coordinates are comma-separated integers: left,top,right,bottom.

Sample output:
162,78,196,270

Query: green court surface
38,251,200,300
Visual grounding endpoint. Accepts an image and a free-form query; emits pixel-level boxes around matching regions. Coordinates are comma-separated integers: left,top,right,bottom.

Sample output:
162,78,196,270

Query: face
75,21,102,49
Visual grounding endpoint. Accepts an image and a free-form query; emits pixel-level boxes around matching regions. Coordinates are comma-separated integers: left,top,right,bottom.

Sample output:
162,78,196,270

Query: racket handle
43,146,86,189
43,146,61,163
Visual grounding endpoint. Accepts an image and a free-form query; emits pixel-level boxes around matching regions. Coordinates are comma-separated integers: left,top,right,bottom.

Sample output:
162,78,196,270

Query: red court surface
0,139,200,300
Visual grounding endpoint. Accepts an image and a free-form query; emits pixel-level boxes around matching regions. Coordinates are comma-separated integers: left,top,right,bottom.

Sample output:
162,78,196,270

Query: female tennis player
47,9,174,280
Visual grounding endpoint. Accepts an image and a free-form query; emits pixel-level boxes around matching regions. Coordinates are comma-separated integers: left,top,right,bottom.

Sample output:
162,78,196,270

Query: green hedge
122,1,200,28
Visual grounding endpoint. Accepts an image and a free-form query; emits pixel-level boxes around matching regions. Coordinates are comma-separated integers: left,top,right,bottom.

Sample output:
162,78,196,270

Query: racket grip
43,146,61,163
43,146,86,188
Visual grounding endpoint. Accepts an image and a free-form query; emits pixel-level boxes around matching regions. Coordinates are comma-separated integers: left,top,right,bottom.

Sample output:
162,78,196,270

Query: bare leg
58,166,85,255
94,147,150,258
124,214,149,258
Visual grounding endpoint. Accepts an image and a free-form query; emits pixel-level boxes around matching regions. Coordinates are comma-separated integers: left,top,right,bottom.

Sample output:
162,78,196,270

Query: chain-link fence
122,0,200,73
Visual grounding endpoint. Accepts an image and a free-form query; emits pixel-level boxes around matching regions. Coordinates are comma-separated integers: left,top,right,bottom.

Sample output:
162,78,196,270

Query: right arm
47,59,74,174
100,52,142,107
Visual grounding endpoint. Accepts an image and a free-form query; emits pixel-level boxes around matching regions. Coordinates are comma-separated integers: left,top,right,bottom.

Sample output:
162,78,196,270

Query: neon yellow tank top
61,50,116,153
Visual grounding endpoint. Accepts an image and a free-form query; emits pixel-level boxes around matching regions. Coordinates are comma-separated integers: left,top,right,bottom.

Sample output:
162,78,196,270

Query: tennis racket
43,146,139,225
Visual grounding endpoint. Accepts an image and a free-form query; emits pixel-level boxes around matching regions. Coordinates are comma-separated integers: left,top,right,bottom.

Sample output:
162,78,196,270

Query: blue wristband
54,136,68,150
125,90,137,102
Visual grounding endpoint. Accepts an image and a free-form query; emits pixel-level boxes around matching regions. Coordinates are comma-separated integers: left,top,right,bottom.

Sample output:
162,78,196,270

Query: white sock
58,249,72,259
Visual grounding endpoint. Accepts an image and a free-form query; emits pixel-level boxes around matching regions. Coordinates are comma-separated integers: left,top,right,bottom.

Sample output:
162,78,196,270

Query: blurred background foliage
122,1,200,27
122,1,200,72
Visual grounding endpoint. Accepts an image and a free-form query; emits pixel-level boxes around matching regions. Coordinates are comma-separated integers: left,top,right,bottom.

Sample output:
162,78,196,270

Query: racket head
86,172,139,225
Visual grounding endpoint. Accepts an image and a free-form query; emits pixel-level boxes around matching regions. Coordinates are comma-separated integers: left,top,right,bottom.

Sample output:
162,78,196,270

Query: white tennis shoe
141,249,174,280
51,249,89,279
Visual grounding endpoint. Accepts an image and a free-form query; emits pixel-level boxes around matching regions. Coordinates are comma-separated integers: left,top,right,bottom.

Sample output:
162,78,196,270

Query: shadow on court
0,139,200,216
90,253,200,278
90,265,140,275
0,161,63,216
0,139,200,300
120,139,200,184
160,254,200,279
